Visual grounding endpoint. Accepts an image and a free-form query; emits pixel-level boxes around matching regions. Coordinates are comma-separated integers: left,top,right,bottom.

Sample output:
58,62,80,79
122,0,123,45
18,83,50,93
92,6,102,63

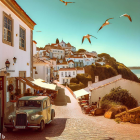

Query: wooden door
0,76,4,132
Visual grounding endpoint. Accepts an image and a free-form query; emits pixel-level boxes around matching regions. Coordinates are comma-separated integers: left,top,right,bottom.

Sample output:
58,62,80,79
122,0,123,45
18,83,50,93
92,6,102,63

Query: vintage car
4,96,55,132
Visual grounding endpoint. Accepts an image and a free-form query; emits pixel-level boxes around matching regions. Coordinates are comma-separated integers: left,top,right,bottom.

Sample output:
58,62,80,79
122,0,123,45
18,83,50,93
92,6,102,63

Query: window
63,79,65,84
58,66,59,70
61,72,63,77
73,71,75,75
46,67,48,73
66,79,68,83
3,12,13,46
47,99,50,107
19,25,26,51
69,72,71,76
43,100,47,109
63,66,65,68
65,72,67,76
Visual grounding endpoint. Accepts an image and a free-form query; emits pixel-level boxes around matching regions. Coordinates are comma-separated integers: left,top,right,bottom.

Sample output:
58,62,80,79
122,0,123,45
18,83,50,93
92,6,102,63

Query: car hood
12,108,41,116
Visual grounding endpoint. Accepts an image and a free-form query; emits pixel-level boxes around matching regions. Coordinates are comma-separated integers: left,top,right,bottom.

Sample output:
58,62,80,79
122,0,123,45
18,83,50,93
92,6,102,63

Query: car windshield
18,100,41,108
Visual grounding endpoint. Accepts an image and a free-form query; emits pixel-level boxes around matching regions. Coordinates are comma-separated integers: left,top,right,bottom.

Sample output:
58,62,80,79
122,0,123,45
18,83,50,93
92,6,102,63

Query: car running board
47,120,52,124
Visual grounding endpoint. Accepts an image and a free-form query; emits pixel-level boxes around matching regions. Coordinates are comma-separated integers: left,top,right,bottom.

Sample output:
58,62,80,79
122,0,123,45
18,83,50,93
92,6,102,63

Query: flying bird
60,0,75,6
119,14,132,22
36,31,42,32
82,34,97,44
97,18,114,32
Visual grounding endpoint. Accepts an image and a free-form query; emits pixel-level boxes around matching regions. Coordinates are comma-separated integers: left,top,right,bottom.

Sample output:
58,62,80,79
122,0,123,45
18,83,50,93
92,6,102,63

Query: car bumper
4,124,40,129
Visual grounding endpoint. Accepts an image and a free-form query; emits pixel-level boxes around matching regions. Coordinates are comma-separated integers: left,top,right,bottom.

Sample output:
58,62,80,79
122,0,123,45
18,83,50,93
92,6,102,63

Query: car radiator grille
16,114,27,126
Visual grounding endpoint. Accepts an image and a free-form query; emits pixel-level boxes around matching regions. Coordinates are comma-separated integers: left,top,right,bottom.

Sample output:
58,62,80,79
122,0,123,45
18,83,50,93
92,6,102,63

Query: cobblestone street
3,87,140,140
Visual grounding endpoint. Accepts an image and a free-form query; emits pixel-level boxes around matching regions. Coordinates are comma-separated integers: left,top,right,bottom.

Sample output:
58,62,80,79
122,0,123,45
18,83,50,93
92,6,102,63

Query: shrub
114,118,121,123
76,74,92,87
101,87,138,110
69,82,85,91
70,78,79,84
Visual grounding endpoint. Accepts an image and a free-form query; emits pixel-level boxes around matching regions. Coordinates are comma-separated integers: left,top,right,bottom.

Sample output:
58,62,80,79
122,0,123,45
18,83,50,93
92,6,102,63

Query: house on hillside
33,56,51,83
58,67,85,84
68,60,74,68
0,0,36,124
50,48,65,59
33,40,37,56
59,68,77,84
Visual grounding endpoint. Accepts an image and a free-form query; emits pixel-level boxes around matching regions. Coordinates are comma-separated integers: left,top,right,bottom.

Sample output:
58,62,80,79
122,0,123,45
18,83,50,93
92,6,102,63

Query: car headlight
31,116,35,121
8,115,13,120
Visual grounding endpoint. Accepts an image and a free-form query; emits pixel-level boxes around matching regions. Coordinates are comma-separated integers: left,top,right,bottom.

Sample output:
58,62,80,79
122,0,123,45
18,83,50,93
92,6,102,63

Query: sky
16,0,140,67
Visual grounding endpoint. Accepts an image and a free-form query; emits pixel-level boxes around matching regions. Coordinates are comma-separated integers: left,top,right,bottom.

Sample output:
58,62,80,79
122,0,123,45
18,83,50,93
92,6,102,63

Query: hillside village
33,39,105,84
1,1,140,139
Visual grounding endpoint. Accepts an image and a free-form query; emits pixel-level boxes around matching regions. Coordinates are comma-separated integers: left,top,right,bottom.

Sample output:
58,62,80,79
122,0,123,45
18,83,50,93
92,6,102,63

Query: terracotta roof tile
57,62,68,65
76,67,84,70
68,60,74,63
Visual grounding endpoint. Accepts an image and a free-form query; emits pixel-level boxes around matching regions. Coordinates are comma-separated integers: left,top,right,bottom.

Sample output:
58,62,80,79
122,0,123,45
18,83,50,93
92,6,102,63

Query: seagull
60,0,75,6
119,14,132,22
82,34,97,44
36,31,42,32
97,18,114,32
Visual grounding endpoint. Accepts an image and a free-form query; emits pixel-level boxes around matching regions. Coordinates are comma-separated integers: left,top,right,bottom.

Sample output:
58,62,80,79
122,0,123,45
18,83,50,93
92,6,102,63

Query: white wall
91,79,140,105
76,70,85,74
33,64,51,83
57,64,68,70
0,2,31,77
59,70,76,84
33,42,37,56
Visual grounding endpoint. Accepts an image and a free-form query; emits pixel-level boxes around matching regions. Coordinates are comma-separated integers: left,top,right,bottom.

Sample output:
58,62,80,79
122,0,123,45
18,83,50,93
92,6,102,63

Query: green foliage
101,87,138,110
98,53,140,83
84,65,118,83
76,74,92,87
85,53,140,83
70,78,79,84
69,82,85,91
115,118,121,123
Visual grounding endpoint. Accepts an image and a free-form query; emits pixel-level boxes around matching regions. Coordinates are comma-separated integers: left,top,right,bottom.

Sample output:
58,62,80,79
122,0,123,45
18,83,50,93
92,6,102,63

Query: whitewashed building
0,0,36,119
33,56,51,83
59,68,77,84
68,60,74,68
50,48,65,59
33,40,37,56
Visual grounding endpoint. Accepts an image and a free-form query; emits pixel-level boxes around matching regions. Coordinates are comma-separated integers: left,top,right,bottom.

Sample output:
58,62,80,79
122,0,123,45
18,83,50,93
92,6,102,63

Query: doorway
19,71,26,95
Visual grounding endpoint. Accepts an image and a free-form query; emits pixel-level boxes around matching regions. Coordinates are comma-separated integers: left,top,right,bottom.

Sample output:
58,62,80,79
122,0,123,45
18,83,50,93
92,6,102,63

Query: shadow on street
3,118,68,140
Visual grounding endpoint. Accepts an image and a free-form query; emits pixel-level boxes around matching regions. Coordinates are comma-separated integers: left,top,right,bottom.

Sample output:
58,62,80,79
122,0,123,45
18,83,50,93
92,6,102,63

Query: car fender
31,115,45,124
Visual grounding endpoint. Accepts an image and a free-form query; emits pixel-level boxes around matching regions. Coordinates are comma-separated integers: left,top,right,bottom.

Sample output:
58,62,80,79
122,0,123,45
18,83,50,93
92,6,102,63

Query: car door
43,100,48,124
47,99,51,122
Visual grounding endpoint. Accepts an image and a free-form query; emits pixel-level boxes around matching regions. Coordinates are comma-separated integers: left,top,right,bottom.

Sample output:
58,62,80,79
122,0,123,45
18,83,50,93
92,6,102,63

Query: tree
77,49,86,53
56,38,59,44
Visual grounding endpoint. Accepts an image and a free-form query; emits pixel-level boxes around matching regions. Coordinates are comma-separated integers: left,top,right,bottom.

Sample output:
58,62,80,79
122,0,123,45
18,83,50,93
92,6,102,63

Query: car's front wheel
6,127,13,132
51,109,55,121
38,120,45,132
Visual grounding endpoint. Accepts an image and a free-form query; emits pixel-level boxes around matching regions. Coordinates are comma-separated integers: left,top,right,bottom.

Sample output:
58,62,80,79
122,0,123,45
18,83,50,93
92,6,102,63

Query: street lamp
13,57,17,63
35,70,38,74
5,59,10,70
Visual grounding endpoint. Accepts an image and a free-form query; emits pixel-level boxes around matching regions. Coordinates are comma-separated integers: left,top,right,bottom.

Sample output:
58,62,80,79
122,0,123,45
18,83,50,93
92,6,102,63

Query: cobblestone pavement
3,87,140,140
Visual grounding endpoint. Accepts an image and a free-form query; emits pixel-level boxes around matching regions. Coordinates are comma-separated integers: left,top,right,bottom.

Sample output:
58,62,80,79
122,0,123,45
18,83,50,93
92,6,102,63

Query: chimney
88,81,92,88
95,76,99,83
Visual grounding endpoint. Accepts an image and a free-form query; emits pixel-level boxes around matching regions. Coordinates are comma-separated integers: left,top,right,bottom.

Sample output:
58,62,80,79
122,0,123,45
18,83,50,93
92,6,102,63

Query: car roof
18,96,49,101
